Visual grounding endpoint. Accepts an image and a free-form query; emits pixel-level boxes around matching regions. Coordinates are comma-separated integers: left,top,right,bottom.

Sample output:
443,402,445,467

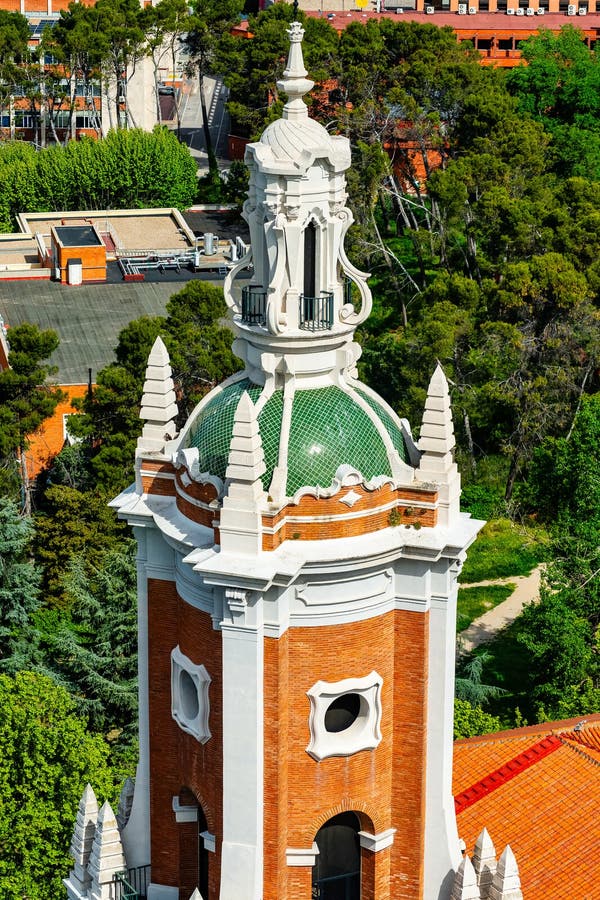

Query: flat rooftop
19,209,195,254
0,272,224,385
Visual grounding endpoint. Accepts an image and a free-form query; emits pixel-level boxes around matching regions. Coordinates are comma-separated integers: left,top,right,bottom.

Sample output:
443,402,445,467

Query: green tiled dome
186,379,408,496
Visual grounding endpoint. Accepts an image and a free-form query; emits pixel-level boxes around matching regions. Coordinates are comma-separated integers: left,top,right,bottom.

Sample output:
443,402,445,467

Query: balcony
241,285,267,325
299,292,334,332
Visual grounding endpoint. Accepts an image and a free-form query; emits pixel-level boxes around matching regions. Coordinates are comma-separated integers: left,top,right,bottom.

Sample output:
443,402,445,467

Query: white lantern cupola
224,20,371,389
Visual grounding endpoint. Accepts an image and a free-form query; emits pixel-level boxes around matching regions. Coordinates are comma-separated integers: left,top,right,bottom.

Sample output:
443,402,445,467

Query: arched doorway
312,812,361,900
177,790,210,900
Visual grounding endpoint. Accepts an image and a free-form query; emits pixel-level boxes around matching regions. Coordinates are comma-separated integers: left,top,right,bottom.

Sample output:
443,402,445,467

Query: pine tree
0,498,42,671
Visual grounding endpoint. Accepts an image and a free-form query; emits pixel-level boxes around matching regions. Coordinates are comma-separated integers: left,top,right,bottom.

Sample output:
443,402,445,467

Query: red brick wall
263,609,429,900
147,579,223,898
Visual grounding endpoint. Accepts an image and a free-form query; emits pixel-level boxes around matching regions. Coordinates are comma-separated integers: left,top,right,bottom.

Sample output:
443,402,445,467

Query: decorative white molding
286,843,319,866
170,646,211,743
171,797,198,824
306,671,383,761
339,490,362,508
292,466,394,505
358,828,396,852
225,587,250,618
200,831,216,853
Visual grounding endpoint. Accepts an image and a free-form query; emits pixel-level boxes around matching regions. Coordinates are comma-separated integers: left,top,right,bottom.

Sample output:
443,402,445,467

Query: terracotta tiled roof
453,714,600,899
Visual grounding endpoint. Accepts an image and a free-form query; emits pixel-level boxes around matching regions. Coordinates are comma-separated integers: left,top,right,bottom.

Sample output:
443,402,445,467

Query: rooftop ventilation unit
516,7,524,14
579,6,587,13
506,6,515,12
567,4,577,12
458,3,467,11
526,7,535,13
426,6,435,12
537,6,545,12
468,6,477,12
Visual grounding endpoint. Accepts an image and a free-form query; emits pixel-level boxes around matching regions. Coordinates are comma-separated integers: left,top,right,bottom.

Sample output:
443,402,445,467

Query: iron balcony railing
241,285,267,325
299,292,334,332
111,864,151,899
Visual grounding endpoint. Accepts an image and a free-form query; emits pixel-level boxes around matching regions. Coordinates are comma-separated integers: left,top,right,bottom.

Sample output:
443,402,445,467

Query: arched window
304,219,317,300
312,812,361,900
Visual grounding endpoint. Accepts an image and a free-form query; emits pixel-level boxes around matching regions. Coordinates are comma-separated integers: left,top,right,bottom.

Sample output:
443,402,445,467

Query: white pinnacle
87,801,126,900
220,391,267,555
138,335,178,451
451,855,481,900
65,783,99,898
473,827,497,898
488,845,523,900
415,363,461,525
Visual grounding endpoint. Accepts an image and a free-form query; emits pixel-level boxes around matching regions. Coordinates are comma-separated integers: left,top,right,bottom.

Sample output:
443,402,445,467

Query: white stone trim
201,831,216,853
358,828,396,852
170,646,211,744
147,885,179,899
286,843,319,866
306,671,383,761
171,797,198,823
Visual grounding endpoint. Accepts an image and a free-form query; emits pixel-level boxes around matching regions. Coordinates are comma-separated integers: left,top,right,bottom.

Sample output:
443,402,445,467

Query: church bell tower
111,21,482,900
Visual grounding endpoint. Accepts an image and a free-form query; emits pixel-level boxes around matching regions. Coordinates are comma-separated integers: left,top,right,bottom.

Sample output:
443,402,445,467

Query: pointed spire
87,801,126,900
276,21,314,122
451,855,481,900
189,891,204,900
138,336,178,452
64,784,99,899
116,776,135,832
219,391,267,555
488,846,523,900
473,827,497,899
415,363,461,525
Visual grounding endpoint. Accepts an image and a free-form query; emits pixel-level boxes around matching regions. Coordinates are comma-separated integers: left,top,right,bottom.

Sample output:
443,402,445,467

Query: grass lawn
461,518,548,583
456,583,515,632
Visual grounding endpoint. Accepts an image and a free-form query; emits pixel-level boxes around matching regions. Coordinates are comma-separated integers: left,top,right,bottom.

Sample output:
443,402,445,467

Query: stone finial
64,784,99,899
451,855,481,900
219,391,267,555
87,801,127,900
138,336,178,452
488,846,523,900
415,363,460,525
473,827,497,898
277,21,314,121
116,776,135,832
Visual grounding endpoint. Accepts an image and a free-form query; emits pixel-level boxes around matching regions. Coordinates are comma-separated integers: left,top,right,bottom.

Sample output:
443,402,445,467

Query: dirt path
457,565,545,655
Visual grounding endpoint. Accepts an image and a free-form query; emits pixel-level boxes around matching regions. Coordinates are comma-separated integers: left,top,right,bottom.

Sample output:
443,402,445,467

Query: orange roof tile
453,715,600,899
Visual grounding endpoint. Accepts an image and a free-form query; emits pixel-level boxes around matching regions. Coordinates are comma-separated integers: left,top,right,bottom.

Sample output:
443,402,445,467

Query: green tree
454,698,502,740
164,280,240,417
48,542,138,736
507,25,600,179
34,485,124,608
0,500,41,672
0,323,63,504
0,671,117,900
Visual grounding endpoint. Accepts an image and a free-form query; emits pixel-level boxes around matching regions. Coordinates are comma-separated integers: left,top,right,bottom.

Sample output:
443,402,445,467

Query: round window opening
324,693,362,733
180,669,199,721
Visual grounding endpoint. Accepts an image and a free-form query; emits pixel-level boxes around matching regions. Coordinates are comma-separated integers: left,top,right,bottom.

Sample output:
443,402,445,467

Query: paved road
457,565,545,655
177,74,231,174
